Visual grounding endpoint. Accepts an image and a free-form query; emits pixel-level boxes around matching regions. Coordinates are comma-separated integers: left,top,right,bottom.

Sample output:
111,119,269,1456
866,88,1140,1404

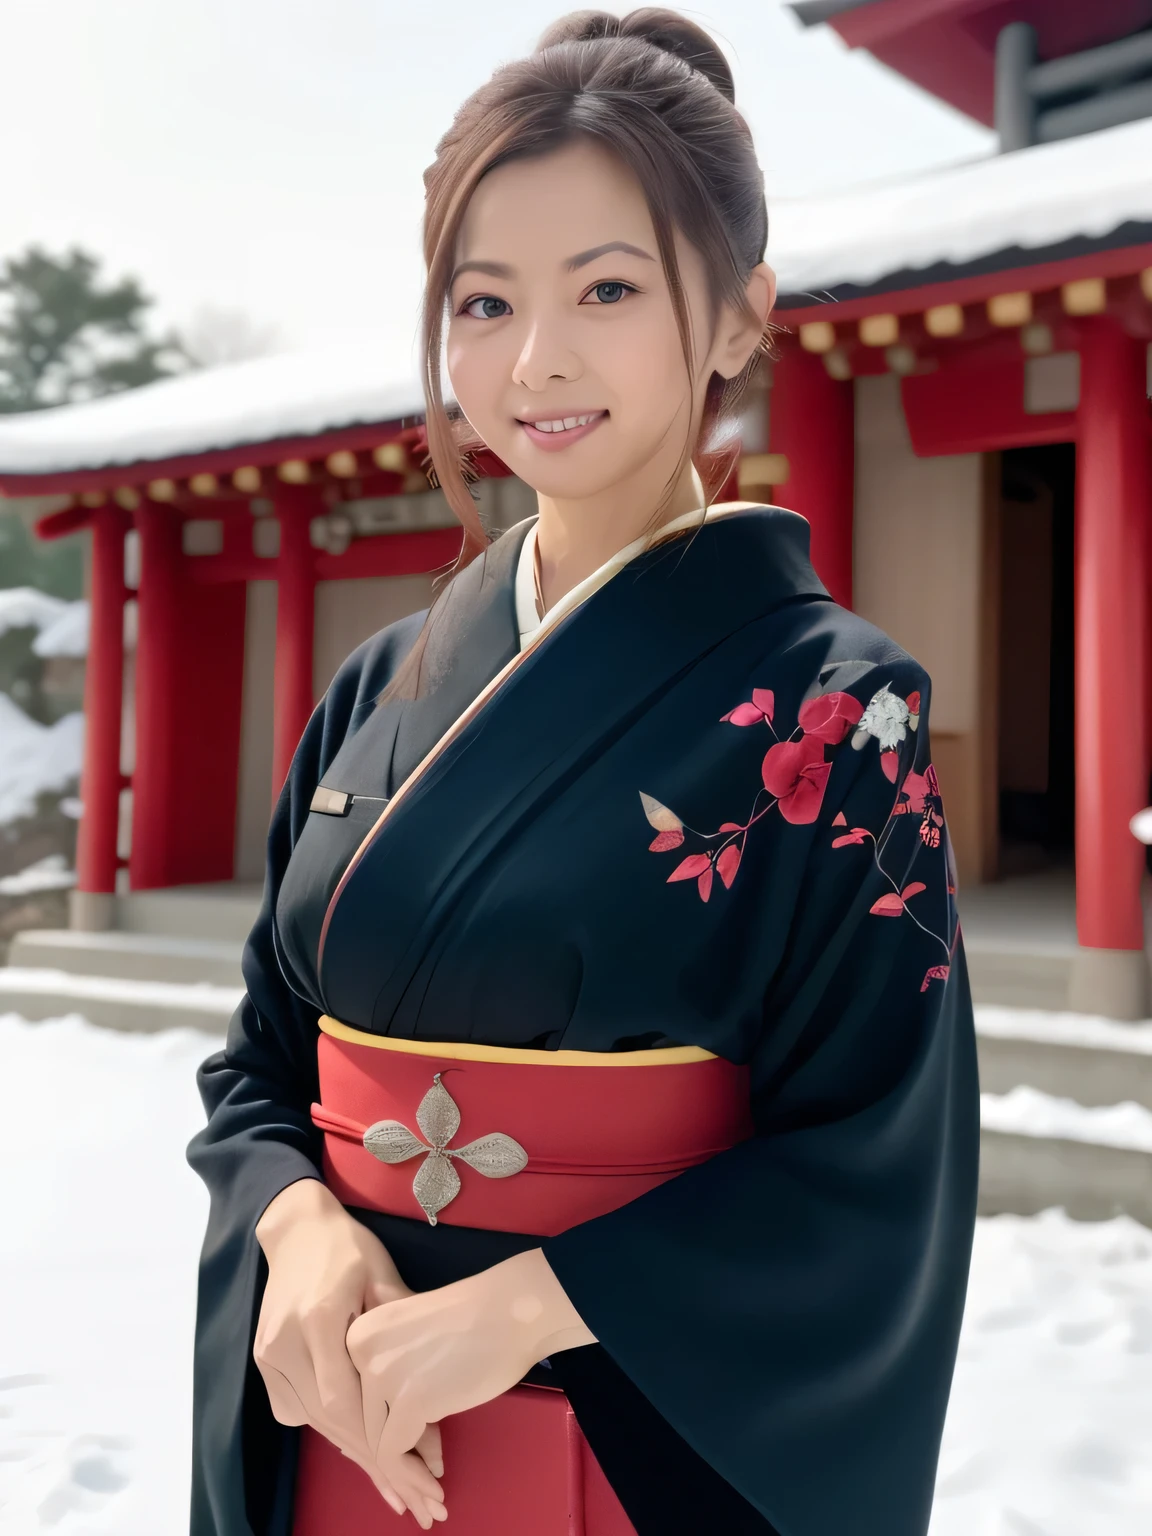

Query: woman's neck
533,458,706,615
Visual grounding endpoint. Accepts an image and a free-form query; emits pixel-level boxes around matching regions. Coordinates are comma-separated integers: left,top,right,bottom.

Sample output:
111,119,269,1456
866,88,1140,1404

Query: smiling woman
186,10,979,1536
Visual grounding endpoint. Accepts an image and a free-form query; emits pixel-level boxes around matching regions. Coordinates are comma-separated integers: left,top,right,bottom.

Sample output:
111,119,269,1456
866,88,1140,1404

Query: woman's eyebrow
450,241,655,285
566,240,655,270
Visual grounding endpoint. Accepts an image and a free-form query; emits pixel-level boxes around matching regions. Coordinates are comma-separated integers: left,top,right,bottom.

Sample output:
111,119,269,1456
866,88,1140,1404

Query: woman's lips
517,411,607,452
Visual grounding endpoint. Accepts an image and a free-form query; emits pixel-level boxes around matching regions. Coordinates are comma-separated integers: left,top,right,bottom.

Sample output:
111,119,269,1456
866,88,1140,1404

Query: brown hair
388,7,772,700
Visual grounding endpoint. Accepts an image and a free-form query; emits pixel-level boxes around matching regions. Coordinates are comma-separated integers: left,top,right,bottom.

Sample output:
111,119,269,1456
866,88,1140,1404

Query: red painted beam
1074,319,1152,951
0,418,418,498
901,356,1077,457
775,242,1152,328
827,0,1152,126
34,503,93,541
313,526,463,582
182,524,465,586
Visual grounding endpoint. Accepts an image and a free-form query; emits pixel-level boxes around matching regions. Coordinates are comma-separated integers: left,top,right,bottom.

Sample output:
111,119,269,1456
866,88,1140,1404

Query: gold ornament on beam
885,344,918,377
373,442,408,474
232,465,262,493
987,291,1032,327
148,478,177,502
924,303,964,338
190,472,219,497
823,347,853,382
859,313,899,348
79,491,107,508
277,459,310,484
1141,267,1152,302
326,450,359,478
113,486,141,511
1061,277,1106,316
799,321,837,354
1020,322,1055,356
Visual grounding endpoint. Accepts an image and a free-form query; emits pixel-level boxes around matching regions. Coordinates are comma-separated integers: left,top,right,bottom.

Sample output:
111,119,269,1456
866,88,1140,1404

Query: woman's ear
714,262,776,380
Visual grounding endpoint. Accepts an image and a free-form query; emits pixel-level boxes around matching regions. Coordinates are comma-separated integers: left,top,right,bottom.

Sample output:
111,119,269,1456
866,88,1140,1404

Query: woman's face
445,137,770,504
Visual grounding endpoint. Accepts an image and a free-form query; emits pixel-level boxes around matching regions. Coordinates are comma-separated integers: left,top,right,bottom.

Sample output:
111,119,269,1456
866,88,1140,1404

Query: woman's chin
508,461,624,503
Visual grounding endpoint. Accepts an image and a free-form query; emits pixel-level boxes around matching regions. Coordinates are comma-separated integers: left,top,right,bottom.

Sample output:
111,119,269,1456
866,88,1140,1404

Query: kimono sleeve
185,613,423,1536
542,665,981,1536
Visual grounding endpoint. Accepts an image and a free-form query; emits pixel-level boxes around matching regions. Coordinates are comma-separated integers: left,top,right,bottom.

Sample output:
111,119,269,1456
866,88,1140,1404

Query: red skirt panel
294,1385,632,1536
292,1020,753,1536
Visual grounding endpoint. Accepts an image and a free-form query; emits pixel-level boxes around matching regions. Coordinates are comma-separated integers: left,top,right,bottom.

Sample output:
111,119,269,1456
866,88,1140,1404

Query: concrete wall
853,375,991,883
313,574,436,698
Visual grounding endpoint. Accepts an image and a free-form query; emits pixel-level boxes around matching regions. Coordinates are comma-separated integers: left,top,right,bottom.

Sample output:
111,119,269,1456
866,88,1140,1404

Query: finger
340,1448,408,1519
376,1408,445,1506
307,1318,379,1465
415,1421,444,1480
256,1363,310,1428
379,1454,447,1530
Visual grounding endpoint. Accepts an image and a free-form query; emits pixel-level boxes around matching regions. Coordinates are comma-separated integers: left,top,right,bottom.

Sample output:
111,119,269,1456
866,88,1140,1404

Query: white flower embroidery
852,685,909,752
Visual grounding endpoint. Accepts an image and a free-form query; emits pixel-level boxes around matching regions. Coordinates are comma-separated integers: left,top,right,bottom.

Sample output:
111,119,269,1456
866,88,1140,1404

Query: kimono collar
514,466,715,651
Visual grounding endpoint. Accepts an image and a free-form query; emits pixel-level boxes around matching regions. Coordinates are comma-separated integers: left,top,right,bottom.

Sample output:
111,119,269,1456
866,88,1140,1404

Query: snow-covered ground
1,1010,1150,1535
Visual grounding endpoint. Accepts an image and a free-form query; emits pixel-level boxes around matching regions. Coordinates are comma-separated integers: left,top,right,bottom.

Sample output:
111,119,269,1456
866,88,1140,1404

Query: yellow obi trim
318,1014,715,1066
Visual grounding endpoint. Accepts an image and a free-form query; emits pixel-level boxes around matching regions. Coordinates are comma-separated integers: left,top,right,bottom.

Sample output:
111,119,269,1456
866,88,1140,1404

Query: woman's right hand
254,1177,447,1527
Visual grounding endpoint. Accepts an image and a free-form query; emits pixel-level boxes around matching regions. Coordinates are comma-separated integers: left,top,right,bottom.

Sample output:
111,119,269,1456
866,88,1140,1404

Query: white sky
0,1,993,370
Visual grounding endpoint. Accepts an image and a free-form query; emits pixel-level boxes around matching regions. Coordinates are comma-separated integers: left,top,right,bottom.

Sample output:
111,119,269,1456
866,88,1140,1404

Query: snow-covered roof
1,120,1151,481
770,116,1152,301
0,345,424,480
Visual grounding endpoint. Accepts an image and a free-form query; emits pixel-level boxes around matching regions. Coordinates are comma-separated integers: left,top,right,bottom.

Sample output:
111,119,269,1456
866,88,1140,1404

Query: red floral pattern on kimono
642,680,957,992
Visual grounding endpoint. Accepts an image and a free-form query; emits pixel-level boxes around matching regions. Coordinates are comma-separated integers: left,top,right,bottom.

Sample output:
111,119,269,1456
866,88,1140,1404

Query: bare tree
178,305,281,369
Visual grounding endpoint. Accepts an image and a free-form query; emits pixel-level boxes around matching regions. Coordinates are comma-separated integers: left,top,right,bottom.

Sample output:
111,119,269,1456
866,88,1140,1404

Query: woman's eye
461,296,510,320
582,281,634,305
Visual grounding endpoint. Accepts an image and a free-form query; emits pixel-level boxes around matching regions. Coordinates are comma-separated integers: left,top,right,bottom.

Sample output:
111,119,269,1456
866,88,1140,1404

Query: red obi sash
293,1018,753,1536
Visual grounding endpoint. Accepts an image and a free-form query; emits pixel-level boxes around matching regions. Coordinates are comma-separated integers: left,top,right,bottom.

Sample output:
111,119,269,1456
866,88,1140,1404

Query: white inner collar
514,467,719,651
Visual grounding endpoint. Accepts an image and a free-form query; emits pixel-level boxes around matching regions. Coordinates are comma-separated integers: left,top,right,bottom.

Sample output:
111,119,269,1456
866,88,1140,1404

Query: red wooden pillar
75,506,130,908
272,497,318,794
129,498,184,890
1071,319,1152,1014
768,345,855,608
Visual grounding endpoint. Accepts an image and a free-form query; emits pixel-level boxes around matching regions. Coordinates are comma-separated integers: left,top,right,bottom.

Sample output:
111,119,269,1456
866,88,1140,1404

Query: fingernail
429,1500,448,1521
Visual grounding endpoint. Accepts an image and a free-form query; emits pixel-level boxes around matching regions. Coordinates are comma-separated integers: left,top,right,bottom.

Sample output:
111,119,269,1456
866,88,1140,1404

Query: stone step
966,943,1074,1013
8,929,245,987
975,1008,1152,1111
0,967,239,1036
111,884,262,942
978,1128,1152,1226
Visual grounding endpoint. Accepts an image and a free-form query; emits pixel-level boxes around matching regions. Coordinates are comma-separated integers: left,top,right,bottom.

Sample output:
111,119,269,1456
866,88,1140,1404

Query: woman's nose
510,318,582,392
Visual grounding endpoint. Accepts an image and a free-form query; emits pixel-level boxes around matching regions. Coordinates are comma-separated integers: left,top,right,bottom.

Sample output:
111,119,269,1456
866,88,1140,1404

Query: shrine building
0,0,1150,1019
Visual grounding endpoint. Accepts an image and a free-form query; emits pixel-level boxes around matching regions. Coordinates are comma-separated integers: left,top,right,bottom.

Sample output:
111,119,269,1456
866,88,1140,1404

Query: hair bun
537,7,736,103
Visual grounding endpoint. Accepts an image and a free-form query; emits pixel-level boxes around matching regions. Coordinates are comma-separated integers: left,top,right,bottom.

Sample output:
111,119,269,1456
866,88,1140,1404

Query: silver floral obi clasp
362,1072,528,1225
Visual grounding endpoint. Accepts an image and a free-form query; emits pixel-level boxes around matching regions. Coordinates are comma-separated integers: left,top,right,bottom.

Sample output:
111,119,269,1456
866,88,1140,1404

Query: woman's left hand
345,1247,596,1485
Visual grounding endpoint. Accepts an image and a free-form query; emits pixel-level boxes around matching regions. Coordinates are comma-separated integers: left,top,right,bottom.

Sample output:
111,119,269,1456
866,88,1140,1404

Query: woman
187,10,979,1536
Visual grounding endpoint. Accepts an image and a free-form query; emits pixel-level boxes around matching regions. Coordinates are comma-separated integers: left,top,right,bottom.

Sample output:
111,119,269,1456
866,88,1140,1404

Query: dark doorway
997,443,1076,875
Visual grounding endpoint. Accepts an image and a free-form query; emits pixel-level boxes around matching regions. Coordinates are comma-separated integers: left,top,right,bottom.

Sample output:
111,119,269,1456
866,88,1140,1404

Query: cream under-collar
515,468,735,651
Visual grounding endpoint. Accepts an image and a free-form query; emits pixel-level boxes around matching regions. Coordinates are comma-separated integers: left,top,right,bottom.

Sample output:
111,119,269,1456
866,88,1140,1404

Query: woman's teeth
528,413,601,432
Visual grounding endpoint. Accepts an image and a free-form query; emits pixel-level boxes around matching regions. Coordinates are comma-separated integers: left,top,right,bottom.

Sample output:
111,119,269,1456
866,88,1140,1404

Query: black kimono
187,505,979,1536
